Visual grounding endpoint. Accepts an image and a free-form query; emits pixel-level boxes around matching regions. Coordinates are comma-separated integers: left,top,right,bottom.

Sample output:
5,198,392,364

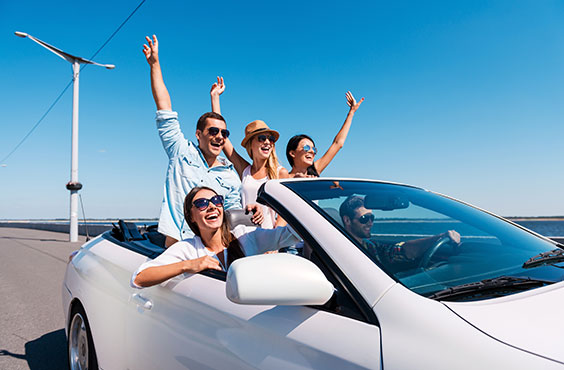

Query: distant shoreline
507,217,564,222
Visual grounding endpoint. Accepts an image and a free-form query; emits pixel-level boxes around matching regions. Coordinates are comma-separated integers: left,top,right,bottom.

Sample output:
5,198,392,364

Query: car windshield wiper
428,276,554,301
522,248,564,269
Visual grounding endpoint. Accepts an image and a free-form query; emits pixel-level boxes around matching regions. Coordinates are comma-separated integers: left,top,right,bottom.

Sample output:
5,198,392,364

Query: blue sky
1,0,563,219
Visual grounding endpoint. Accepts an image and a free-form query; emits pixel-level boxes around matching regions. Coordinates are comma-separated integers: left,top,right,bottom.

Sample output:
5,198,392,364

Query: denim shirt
156,110,242,241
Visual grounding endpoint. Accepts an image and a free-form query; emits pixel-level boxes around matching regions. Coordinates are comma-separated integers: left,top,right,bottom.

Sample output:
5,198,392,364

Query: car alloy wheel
68,306,98,370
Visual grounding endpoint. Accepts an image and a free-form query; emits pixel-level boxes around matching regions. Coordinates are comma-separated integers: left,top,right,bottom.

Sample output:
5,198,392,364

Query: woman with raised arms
210,78,289,229
132,186,299,288
286,92,364,177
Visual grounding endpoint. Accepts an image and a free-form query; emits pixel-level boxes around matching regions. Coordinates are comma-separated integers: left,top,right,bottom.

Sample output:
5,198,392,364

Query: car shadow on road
25,329,67,369
0,330,67,369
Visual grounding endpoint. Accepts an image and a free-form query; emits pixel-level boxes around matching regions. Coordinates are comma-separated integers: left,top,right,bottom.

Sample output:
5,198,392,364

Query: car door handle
132,293,153,310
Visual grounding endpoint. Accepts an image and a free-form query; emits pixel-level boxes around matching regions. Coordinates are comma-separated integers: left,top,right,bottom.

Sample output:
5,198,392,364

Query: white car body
62,178,564,369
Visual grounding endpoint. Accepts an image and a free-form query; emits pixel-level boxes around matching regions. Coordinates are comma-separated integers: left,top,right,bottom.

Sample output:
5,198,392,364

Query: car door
125,183,383,369
126,267,381,370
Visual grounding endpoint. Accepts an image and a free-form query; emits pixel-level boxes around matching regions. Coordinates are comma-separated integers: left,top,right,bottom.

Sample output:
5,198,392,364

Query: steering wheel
419,236,455,269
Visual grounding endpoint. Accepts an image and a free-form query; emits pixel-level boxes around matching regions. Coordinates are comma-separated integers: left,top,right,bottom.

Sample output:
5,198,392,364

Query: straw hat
240,120,280,147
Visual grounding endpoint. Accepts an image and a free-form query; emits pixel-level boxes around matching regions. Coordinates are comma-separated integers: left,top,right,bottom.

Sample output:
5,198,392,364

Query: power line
0,80,73,164
86,0,147,64
1,0,147,165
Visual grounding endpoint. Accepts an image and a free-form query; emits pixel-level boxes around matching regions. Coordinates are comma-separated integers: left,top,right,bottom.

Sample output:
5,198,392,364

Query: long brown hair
183,187,244,267
285,134,319,177
245,137,281,180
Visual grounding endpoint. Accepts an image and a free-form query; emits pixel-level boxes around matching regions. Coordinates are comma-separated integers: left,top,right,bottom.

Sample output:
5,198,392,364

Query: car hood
443,281,564,364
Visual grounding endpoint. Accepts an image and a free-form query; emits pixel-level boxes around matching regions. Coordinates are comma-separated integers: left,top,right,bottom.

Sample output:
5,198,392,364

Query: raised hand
143,35,159,65
346,91,364,112
210,76,225,97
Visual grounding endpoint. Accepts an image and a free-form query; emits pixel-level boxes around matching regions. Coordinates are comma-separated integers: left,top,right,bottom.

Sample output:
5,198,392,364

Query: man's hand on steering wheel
442,230,461,245
419,230,461,268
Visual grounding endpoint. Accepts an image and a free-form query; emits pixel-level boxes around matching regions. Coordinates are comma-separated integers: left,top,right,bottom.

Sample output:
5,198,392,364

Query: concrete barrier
1,221,562,245
0,222,112,237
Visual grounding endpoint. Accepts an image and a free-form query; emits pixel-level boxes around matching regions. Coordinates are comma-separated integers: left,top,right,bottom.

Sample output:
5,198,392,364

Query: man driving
339,195,460,268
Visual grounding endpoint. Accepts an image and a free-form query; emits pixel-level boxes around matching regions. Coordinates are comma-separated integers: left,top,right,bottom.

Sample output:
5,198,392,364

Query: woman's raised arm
314,91,364,174
210,77,250,177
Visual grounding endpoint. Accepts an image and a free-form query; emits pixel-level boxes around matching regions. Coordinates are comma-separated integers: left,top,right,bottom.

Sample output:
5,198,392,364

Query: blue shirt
156,110,242,241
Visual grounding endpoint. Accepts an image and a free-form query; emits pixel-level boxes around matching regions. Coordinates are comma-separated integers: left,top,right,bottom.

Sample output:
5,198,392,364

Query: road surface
0,228,85,370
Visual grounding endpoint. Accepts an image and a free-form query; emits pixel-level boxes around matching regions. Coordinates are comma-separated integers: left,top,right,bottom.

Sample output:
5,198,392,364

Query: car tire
68,304,99,370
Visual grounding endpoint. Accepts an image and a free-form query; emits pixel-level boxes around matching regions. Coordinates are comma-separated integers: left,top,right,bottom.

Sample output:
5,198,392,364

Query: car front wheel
68,305,98,370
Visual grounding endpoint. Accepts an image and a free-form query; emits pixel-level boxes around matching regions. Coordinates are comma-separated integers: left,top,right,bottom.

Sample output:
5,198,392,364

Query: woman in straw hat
210,78,288,229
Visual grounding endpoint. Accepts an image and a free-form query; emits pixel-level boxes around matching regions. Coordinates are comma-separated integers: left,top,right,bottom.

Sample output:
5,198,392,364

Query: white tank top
240,165,278,229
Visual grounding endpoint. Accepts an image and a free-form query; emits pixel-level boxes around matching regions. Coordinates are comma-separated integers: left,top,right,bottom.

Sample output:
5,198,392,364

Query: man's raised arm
143,35,172,111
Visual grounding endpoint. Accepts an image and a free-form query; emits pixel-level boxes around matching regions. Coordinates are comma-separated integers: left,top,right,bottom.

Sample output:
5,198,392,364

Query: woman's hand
184,256,222,273
246,204,265,225
346,91,364,112
143,35,159,65
210,76,225,97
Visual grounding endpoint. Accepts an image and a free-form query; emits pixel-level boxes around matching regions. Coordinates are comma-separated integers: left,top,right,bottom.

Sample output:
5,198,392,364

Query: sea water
512,220,564,237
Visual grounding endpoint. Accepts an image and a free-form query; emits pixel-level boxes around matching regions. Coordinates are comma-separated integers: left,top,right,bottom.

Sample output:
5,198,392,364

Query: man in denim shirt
144,35,258,247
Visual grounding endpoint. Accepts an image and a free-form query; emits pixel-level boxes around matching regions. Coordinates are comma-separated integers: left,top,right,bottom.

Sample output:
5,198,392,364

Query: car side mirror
226,254,335,306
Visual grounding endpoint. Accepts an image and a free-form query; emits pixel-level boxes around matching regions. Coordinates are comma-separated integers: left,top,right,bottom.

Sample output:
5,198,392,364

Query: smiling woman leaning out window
131,186,300,288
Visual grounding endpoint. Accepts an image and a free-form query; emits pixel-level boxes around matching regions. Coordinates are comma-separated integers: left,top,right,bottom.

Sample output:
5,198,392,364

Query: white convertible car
62,179,564,370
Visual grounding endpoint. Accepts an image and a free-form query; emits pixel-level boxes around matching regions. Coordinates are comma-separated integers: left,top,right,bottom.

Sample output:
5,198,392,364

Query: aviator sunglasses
192,195,224,211
355,213,375,224
256,134,277,143
301,144,317,155
207,127,230,138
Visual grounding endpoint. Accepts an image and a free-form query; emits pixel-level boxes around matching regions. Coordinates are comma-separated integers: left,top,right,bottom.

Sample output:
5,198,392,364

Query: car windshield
284,180,564,300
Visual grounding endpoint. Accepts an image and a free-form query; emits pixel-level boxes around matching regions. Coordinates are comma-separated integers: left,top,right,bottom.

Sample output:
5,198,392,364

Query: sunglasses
256,134,277,143
207,127,230,138
301,144,317,155
192,195,224,211
355,213,375,224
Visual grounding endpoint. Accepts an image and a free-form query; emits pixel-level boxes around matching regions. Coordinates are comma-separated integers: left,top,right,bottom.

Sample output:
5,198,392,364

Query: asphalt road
0,228,86,370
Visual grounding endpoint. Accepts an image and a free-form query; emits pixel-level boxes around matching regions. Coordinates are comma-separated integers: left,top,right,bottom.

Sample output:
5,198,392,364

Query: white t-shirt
131,224,300,288
240,165,279,229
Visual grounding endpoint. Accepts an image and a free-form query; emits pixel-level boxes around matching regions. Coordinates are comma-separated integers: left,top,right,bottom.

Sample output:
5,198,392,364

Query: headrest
226,209,255,228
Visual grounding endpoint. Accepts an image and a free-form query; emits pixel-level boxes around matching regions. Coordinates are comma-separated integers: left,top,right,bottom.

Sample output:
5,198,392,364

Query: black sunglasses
256,134,277,143
192,195,224,211
355,213,374,224
207,127,230,138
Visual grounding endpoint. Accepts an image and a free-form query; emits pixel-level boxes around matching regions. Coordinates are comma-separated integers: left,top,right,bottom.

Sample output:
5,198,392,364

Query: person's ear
289,150,296,159
343,215,351,227
195,129,202,143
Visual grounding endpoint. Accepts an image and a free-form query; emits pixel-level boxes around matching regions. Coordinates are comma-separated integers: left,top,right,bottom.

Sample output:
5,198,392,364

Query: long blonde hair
245,138,280,180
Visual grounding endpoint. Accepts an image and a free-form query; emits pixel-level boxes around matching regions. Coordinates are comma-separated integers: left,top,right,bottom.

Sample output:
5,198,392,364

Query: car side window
305,241,374,323
282,224,378,325
259,192,379,325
